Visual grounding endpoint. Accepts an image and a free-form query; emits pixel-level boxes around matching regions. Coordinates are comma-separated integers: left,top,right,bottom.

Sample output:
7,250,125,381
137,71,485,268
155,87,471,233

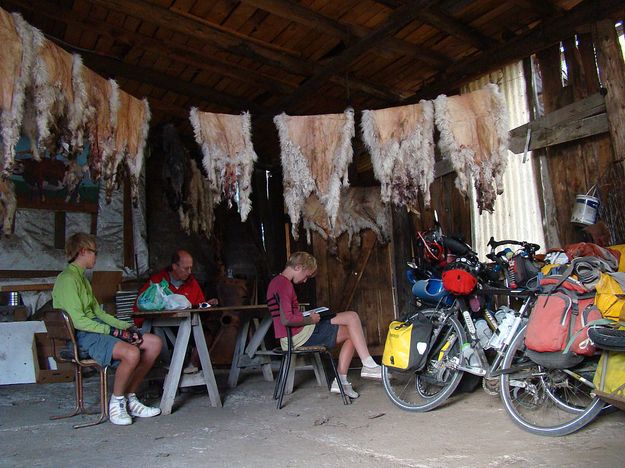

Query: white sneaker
360,364,382,380
127,395,161,418
109,397,132,425
330,378,359,399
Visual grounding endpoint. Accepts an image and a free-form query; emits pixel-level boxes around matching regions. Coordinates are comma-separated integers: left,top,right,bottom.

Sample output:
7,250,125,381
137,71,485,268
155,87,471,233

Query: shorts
302,319,338,349
75,330,121,367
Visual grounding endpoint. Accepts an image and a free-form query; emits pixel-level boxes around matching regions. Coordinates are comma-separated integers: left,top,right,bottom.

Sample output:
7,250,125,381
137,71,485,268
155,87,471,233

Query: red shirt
133,268,205,326
266,274,304,339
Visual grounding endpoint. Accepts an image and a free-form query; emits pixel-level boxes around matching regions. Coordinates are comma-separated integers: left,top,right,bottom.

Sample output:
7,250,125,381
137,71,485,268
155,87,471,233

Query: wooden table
133,308,222,414
133,304,272,414
0,283,54,292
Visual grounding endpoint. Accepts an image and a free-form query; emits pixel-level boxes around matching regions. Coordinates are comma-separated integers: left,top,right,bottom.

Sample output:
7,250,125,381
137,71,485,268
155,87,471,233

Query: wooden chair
269,294,351,409
42,309,109,428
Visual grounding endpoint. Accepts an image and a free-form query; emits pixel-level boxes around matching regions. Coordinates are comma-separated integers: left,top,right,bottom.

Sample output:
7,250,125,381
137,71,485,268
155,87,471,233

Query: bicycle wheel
499,324,605,436
382,308,466,412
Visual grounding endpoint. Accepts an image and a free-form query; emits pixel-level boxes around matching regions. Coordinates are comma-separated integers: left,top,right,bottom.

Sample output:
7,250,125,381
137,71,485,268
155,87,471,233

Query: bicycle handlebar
487,237,540,255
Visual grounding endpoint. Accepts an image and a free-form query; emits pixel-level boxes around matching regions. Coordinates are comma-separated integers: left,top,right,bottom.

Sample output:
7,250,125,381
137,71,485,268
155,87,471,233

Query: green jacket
52,263,129,334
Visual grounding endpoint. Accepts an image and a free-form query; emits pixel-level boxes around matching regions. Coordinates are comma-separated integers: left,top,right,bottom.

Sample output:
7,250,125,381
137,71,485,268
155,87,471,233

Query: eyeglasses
85,248,98,256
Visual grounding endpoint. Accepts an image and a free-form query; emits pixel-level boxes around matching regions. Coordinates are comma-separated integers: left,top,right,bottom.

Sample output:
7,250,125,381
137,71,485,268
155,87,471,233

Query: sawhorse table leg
159,316,191,415
192,313,222,407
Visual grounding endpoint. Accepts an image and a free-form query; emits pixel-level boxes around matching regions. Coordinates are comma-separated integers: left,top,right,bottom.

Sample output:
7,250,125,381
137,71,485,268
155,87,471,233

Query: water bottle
461,342,480,367
475,319,493,349
488,309,516,350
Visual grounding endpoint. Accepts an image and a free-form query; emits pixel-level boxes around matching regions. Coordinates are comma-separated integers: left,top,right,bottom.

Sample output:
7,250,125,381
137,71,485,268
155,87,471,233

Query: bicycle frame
449,289,536,380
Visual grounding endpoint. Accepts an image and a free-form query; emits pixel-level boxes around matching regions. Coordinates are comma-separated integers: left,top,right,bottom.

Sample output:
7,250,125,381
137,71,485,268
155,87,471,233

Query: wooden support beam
57,43,264,113
417,5,494,51
241,0,451,67
8,0,300,96
123,182,134,270
407,0,625,103
510,0,563,18
277,0,438,111
54,212,65,250
508,93,608,153
85,0,312,74
593,19,625,165
84,0,401,103
240,0,354,42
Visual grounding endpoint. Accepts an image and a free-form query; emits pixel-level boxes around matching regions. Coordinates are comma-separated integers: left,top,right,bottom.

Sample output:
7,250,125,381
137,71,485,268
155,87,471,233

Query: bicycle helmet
442,258,479,295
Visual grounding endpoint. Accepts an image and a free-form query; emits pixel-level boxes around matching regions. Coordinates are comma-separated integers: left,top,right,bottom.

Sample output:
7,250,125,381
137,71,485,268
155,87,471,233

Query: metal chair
42,309,110,428
269,294,351,409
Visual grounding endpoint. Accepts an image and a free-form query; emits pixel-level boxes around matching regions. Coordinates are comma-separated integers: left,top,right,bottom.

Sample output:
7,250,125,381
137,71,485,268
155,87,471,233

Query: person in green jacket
52,232,163,425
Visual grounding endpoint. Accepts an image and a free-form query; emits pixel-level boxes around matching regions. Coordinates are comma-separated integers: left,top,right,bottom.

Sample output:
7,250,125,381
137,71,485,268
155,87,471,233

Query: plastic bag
163,293,192,310
137,279,173,311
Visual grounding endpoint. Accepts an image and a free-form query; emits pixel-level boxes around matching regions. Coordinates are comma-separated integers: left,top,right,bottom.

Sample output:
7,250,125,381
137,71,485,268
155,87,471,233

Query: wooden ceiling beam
370,0,494,50
276,0,439,111
58,43,265,113
416,5,494,50
84,0,403,104
240,0,353,42
86,0,314,75
5,0,299,96
509,0,563,18
409,0,625,102
240,0,450,68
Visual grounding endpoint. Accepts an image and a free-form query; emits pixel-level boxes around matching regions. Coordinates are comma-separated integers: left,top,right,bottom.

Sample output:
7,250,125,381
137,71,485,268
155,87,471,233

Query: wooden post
123,181,134,270
53,212,65,249
523,57,560,249
593,19,625,164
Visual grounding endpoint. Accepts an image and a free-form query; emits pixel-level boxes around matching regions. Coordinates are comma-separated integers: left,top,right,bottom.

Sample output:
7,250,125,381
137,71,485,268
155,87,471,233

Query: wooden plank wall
312,230,395,356
536,30,625,246
309,172,473,356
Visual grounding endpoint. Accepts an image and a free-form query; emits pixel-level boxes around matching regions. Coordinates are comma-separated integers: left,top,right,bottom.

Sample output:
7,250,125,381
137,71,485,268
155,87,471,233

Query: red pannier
524,277,602,368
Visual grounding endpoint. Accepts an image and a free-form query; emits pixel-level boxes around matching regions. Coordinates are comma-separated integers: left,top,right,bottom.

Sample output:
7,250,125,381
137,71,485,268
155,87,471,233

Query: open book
302,306,335,319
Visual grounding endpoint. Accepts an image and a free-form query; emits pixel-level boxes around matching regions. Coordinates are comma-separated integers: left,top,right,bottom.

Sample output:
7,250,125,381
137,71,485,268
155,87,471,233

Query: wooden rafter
84,0,403,103
407,0,625,102
64,44,264,113
240,0,451,68
7,0,299,96
276,0,439,111
509,0,563,18
418,5,494,51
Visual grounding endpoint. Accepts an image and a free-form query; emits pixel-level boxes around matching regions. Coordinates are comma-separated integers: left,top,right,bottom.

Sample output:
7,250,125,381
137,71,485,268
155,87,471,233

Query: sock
111,394,125,402
339,374,349,384
362,356,378,368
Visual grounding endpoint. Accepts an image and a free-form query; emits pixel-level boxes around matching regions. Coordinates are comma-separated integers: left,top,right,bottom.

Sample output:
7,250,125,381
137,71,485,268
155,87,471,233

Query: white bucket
570,193,599,226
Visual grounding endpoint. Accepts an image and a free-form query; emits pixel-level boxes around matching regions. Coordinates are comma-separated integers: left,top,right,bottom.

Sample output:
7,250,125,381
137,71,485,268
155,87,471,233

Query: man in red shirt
134,250,218,372
134,250,218,324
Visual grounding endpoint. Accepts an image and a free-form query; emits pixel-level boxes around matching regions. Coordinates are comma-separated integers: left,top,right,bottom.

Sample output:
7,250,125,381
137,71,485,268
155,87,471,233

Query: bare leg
111,341,140,396
126,333,162,393
336,335,355,375
331,311,370,361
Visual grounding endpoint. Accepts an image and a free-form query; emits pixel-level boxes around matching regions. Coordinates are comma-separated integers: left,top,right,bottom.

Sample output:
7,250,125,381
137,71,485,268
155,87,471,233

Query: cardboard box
32,333,74,384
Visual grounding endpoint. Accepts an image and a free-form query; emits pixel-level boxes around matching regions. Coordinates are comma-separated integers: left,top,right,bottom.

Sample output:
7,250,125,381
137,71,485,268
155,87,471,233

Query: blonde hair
65,232,97,262
286,251,317,271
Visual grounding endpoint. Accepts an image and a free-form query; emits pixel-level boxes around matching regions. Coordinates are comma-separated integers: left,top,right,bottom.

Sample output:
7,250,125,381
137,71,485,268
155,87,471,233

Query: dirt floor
1,368,624,468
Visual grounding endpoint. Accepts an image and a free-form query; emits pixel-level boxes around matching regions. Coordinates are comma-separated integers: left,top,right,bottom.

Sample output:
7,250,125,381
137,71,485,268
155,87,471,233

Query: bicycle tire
499,324,605,436
588,327,625,352
382,308,466,412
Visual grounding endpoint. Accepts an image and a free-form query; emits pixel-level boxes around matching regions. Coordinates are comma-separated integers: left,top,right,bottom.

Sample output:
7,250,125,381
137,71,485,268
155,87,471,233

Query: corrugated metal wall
462,62,546,258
